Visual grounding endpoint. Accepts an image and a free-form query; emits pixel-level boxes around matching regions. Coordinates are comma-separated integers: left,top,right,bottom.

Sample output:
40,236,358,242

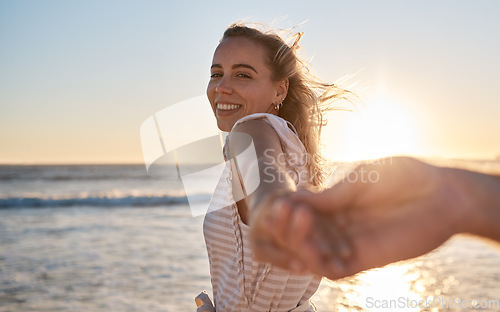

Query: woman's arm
226,119,296,224
227,118,310,263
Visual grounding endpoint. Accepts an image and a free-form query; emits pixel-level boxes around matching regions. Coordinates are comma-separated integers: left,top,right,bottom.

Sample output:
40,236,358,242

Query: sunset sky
1,0,499,164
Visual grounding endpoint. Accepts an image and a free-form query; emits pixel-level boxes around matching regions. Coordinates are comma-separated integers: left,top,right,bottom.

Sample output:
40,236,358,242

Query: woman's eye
237,73,251,79
210,73,222,78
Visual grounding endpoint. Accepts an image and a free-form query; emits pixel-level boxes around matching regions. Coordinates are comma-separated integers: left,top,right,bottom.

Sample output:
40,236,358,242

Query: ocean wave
0,164,220,181
0,193,212,208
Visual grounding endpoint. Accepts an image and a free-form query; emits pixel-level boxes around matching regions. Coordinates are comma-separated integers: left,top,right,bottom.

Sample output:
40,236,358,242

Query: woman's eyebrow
210,63,259,74
232,63,258,74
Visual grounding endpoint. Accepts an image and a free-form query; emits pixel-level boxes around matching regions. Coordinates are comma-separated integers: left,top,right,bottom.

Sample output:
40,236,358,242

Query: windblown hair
221,23,354,187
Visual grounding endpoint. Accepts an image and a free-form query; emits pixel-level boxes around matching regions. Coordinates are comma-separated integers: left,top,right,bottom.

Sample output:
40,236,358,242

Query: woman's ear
275,78,289,102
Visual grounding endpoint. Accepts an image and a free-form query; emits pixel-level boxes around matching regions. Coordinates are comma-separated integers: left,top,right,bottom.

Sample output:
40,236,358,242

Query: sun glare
322,93,420,162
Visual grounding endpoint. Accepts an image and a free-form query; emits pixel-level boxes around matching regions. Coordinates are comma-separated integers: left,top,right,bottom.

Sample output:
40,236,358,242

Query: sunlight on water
313,235,500,312
315,262,426,312
353,264,424,312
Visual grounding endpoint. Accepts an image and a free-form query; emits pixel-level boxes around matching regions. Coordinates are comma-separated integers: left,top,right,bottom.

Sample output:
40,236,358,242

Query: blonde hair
221,23,355,187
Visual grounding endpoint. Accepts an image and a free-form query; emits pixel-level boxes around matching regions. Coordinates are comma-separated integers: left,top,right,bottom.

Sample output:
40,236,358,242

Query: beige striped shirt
203,113,321,312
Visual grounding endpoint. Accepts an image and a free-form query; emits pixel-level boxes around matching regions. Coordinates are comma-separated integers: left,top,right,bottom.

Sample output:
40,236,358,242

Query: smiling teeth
217,103,240,110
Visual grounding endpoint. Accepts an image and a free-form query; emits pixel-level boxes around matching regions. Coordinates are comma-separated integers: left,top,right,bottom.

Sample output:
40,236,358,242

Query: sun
322,93,420,162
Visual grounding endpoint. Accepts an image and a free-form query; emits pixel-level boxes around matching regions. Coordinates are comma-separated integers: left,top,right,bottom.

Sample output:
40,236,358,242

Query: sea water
1,161,499,311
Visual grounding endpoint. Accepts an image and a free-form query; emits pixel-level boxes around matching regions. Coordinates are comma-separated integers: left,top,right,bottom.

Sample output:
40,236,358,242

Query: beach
1,161,500,311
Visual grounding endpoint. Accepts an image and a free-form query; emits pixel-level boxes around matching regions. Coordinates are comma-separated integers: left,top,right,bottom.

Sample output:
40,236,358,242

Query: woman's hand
249,190,348,273
249,192,297,267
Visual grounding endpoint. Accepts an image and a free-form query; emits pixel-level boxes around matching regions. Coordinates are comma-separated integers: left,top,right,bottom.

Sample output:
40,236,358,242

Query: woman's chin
216,114,242,132
217,120,235,132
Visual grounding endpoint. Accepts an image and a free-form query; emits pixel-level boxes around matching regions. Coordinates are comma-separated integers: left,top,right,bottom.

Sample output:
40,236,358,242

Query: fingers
288,204,313,253
251,199,309,271
251,198,293,249
278,203,354,278
333,214,351,259
251,237,299,271
306,216,350,273
251,193,356,278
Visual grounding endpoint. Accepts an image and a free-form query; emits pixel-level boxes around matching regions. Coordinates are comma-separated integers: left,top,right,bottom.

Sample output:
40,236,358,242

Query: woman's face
207,36,284,132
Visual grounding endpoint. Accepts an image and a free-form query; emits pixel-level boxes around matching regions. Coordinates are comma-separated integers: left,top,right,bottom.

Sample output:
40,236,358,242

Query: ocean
1,161,499,311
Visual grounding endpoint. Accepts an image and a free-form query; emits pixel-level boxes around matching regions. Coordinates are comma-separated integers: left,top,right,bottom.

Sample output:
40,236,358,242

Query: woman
201,23,351,312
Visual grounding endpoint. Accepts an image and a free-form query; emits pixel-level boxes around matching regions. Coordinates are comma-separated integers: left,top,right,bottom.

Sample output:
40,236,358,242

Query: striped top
203,113,321,312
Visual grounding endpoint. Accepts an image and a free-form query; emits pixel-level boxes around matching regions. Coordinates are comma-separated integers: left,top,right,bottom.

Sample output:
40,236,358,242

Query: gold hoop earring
274,99,284,110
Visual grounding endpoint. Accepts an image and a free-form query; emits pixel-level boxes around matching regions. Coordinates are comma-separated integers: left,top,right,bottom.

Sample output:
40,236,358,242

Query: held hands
250,157,473,280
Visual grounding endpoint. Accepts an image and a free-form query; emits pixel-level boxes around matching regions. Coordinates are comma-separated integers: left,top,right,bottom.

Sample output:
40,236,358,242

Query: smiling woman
200,23,356,312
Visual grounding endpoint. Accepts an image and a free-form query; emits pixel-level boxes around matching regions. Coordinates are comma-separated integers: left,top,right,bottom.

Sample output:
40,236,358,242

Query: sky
1,0,499,164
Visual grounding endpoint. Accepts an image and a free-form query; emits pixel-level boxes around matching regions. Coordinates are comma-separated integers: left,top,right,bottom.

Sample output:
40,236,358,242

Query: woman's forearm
227,121,298,223
246,156,297,211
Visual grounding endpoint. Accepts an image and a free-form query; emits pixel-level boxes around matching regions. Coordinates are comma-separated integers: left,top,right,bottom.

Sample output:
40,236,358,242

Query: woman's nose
215,77,232,94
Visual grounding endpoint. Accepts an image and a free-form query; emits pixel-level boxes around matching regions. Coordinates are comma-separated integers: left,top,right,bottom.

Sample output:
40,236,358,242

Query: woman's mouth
216,103,242,117
216,103,241,111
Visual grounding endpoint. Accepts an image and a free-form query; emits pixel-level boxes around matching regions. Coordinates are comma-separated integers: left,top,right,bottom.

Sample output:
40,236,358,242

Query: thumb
293,178,362,213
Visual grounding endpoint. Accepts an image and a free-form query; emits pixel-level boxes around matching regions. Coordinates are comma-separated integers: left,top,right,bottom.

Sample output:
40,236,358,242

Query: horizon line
1,155,499,166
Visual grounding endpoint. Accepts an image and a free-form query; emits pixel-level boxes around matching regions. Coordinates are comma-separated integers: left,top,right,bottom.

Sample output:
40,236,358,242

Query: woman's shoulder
229,113,305,157
233,112,280,124
226,114,281,157
231,113,293,136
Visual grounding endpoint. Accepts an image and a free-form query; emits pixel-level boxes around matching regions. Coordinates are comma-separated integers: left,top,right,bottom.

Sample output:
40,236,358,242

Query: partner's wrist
437,167,477,237
465,171,500,240
441,167,492,237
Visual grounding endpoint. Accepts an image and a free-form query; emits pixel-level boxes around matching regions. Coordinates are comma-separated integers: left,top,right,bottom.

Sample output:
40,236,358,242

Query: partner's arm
450,166,500,242
252,157,500,280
